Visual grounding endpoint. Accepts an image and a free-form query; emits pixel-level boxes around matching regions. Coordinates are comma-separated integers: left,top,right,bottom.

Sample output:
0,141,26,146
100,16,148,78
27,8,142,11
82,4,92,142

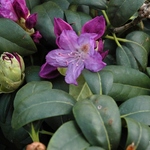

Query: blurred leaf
25,0,41,10
123,117,150,150
0,18,37,56
65,10,92,33
100,65,150,101
25,66,42,82
70,0,107,10
119,95,150,125
69,75,93,101
47,121,90,150
12,81,76,129
85,146,105,150
107,0,145,27
31,1,64,46
73,95,121,150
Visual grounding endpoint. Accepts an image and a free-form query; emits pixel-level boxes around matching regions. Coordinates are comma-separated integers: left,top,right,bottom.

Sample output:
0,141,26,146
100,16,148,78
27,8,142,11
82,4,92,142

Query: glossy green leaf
47,121,90,150
0,18,37,56
65,10,92,33
11,81,76,129
31,1,64,46
73,95,121,150
82,69,102,94
70,0,107,10
116,45,139,69
100,65,150,101
124,31,150,70
119,95,150,125
123,117,150,150
69,75,93,101
107,0,145,27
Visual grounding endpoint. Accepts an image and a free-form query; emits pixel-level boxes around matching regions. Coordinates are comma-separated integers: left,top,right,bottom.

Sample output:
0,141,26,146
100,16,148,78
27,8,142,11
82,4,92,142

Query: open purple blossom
39,16,108,85
0,0,42,43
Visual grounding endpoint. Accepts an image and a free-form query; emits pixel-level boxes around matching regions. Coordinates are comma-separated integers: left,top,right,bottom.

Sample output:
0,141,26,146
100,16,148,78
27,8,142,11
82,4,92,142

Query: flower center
81,44,89,53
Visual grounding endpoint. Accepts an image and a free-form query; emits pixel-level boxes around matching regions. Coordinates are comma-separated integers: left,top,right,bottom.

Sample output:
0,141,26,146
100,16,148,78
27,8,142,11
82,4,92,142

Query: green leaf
47,121,90,150
69,75,93,101
123,117,150,150
85,146,105,150
31,1,64,46
25,66,43,82
82,69,102,94
26,0,41,10
116,45,139,69
107,0,145,27
11,81,76,129
70,0,107,10
0,93,30,149
73,95,121,150
65,10,92,33
100,65,150,101
119,95,150,125
44,0,70,10
0,18,37,56
124,31,150,70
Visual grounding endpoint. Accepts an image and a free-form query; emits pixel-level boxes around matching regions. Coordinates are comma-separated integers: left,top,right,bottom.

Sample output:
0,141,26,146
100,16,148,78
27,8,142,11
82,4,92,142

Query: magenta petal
54,18,73,37
81,16,105,40
65,62,84,85
26,13,37,29
13,0,28,19
0,0,18,21
58,30,78,50
84,53,106,72
39,62,59,79
31,31,42,43
46,49,72,67
97,39,109,59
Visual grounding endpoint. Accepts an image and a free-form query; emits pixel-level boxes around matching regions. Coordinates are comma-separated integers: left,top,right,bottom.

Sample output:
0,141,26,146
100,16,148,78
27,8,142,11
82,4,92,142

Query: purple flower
40,16,107,85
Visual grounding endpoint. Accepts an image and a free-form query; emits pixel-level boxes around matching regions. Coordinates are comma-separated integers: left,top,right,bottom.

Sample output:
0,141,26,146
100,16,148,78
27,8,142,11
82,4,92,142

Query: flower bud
0,52,25,93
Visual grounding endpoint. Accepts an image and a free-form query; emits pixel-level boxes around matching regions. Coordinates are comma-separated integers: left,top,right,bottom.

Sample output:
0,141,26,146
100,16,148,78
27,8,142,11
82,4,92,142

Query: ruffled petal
65,62,84,85
81,16,105,40
84,52,106,72
54,18,73,37
57,30,78,51
39,62,59,79
46,49,73,67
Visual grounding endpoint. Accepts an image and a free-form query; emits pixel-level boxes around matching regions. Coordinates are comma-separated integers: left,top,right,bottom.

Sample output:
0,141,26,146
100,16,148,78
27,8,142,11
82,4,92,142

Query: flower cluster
40,16,108,85
0,0,42,43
